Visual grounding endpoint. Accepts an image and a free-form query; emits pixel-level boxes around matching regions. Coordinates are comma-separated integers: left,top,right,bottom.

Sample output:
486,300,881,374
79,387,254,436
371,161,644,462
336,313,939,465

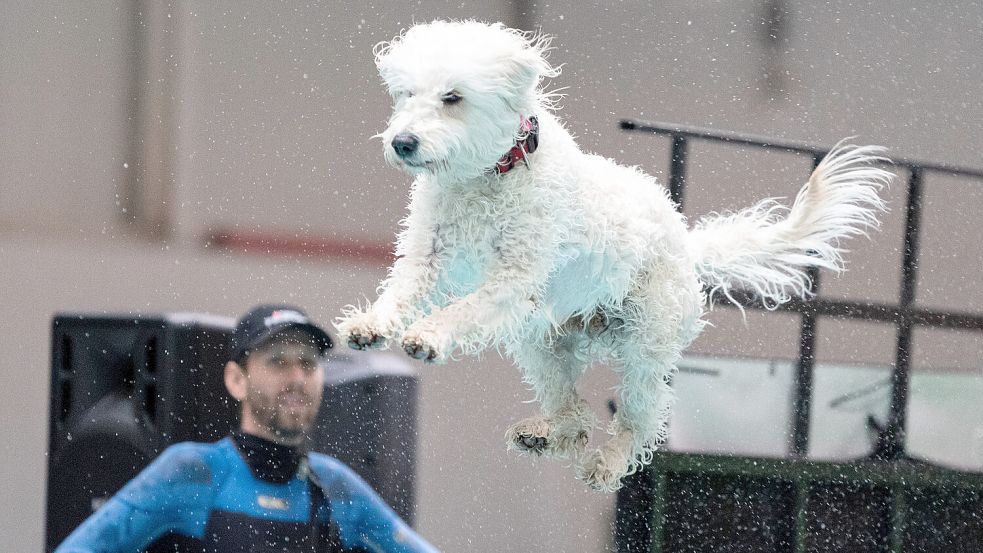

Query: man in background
56,304,439,553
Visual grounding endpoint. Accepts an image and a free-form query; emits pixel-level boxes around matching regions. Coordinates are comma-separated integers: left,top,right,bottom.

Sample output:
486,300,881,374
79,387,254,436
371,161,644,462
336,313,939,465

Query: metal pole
790,154,825,458
881,168,924,460
669,135,688,210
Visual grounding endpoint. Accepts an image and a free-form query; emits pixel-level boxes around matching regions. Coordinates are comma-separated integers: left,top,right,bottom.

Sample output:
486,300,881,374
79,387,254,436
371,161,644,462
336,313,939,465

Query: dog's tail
688,140,892,308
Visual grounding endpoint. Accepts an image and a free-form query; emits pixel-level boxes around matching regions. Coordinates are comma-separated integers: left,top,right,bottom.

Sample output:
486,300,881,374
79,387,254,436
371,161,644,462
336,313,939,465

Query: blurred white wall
2,1,981,551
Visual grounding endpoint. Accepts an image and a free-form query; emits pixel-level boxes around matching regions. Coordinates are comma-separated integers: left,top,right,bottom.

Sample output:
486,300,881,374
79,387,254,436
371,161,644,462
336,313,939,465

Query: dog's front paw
335,310,391,351
347,329,387,351
400,324,451,363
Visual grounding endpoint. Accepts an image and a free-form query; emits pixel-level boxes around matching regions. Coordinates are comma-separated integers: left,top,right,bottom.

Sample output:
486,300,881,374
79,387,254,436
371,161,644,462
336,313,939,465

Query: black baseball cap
229,304,333,363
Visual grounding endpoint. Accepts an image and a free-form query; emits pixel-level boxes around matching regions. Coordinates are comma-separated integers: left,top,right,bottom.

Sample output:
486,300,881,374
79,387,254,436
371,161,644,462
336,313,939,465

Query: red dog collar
493,115,539,174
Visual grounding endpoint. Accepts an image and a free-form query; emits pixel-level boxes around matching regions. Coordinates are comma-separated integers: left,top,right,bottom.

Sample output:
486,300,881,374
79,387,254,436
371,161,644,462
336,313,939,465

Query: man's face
238,329,325,443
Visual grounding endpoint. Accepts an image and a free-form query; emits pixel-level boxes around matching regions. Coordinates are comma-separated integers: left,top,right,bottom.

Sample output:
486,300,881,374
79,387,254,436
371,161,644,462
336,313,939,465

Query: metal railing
621,118,983,459
615,119,983,553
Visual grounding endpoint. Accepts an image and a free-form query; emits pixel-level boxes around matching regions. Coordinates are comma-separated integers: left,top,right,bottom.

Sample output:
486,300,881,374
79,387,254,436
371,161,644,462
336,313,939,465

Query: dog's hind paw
506,416,553,456
577,448,630,492
506,415,589,458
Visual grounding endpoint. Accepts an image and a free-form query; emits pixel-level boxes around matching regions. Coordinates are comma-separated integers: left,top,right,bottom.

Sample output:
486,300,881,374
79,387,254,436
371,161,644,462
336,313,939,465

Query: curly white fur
690,141,890,309
336,20,891,492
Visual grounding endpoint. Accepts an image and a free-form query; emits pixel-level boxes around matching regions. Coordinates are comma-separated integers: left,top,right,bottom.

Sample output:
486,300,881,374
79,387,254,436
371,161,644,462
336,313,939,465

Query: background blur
2,1,982,551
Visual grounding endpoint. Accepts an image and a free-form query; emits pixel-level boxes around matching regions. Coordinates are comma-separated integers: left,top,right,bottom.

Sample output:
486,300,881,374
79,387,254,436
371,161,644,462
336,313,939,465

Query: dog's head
374,20,559,179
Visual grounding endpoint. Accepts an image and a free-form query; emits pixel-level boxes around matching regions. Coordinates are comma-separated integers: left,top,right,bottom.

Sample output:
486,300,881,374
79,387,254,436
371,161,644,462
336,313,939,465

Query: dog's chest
430,190,513,297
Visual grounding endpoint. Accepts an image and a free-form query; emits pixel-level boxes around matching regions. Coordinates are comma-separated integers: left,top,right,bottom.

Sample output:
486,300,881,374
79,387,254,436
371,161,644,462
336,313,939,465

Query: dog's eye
441,92,463,105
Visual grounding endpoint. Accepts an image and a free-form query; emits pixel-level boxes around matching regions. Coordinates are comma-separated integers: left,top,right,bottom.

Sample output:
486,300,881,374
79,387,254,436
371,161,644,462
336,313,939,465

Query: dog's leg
338,256,435,350
401,211,554,363
576,351,676,492
337,194,440,350
504,334,595,459
401,284,539,362
577,269,704,492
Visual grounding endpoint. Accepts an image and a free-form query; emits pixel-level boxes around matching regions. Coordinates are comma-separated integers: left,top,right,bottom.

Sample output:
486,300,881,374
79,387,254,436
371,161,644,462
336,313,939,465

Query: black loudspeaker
45,312,237,552
308,349,419,524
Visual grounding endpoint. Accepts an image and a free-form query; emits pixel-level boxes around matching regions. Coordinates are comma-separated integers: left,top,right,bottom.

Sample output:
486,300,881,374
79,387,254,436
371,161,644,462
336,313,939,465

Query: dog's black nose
391,133,420,158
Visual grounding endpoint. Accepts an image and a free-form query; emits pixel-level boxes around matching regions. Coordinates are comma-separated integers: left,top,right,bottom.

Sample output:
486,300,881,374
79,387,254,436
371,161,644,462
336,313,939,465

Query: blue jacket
54,437,438,553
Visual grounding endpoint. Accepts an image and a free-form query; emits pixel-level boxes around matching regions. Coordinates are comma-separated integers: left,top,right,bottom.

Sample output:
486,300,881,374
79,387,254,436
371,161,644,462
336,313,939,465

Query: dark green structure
615,120,983,552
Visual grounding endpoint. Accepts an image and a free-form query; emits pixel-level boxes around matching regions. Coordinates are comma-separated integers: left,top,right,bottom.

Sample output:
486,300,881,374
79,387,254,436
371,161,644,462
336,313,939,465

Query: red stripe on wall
208,230,395,264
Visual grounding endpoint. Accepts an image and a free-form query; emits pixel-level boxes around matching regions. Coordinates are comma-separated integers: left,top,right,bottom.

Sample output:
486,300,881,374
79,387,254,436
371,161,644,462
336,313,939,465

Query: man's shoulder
306,452,371,488
110,439,234,511
306,451,351,474
150,438,234,483
163,439,227,455
160,438,231,461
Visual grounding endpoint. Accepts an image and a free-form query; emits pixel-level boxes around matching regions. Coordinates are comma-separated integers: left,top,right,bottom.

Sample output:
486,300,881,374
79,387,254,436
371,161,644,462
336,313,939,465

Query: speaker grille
46,313,235,551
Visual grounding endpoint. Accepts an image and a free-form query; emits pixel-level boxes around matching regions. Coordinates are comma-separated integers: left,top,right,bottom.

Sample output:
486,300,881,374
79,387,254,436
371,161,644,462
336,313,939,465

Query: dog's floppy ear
499,31,559,112
373,38,400,91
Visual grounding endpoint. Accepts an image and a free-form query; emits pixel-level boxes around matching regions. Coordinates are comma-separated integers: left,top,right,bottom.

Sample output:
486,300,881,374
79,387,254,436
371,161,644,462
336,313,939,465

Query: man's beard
247,389,318,441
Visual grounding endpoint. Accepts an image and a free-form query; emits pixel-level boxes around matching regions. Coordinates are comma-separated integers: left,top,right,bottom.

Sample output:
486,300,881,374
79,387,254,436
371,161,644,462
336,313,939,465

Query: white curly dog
336,20,890,491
